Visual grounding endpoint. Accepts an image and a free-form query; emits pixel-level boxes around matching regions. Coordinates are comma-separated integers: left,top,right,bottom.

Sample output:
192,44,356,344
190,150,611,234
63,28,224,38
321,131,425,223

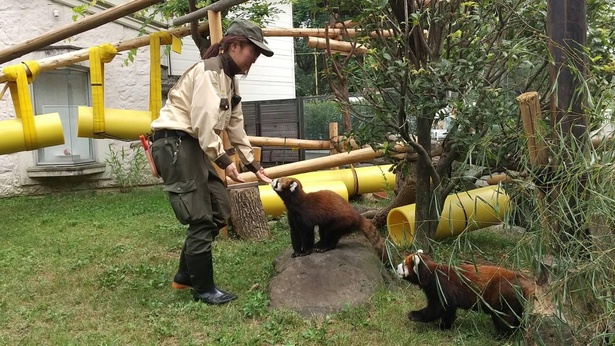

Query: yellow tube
288,165,395,196
387,185,509,245
0,113,65,154
259,180,349,217
77,106,152,140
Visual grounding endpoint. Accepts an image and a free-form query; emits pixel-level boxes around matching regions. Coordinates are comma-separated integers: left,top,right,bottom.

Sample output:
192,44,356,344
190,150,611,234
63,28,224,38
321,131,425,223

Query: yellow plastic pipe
259,180,349,217
0,61,65,154
387,185,509,245
0,114,64,155
289,164,395,196
77,107,152,140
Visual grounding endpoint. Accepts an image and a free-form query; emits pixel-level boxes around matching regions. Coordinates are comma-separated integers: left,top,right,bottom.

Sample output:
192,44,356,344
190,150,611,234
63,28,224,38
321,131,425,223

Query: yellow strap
3,64,37,149
149,32,182,121
151,32,182,54
99,43,118,63
89,44,117,134
22,60,41,83
89,46,105,134
149,34,163,121
171,35,182,54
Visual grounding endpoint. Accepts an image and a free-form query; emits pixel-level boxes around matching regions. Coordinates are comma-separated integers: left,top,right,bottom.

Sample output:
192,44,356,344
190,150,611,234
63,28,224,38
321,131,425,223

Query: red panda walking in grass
271,177,390,264
396,250,535,336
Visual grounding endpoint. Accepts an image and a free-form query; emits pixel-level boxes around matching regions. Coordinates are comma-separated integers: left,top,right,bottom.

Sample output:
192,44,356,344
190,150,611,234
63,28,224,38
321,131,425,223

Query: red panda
271,177,390,264
396,250,535,336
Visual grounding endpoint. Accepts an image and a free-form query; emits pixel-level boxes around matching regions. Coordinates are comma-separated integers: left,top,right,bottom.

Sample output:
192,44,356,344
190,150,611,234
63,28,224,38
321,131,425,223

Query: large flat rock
268,240,389,317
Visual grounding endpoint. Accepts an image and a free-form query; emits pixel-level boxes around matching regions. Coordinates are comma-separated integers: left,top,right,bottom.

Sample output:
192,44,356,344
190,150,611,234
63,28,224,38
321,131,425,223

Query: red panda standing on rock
271,177,390,264
396,250,535,336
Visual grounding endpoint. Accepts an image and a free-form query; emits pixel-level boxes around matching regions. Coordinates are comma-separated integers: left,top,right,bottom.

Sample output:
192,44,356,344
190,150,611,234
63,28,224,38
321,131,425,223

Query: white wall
169,2,296,102
0,0,158,197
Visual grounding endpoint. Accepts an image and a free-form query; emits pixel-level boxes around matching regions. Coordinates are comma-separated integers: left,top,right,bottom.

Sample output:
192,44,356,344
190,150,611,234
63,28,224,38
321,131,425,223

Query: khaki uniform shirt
151,56,257,170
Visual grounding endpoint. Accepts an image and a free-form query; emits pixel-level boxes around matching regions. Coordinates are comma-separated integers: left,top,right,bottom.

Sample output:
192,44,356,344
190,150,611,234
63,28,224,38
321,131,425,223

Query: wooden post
207,11,223,44
253,147,262,164
517,91,553,284
517,92,548,167
228,182,271,240
329,122,339,169
0,0,164,65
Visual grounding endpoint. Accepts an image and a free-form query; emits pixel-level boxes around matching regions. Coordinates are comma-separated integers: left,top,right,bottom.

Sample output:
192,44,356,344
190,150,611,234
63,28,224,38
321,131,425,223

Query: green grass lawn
0,188,527,345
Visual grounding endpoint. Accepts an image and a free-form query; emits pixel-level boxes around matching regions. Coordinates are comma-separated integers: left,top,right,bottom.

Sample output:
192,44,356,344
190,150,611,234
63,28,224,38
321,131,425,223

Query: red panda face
396,250,425,284
271,177,302,194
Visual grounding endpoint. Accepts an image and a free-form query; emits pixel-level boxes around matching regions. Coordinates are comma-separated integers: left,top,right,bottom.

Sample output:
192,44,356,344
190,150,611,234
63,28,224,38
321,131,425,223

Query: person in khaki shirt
150,19,273,305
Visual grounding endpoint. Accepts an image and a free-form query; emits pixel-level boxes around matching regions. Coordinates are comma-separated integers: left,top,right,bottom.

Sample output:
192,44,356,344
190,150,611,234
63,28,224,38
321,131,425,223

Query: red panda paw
314,242,335,253
292,250,313,258
407,310,424,321
437,321,453,330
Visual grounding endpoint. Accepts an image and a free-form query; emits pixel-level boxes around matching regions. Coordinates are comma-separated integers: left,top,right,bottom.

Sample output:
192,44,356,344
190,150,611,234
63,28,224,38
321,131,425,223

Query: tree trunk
371,167,417,228
228,184,270,240
547,0,589,253
414,114,438,250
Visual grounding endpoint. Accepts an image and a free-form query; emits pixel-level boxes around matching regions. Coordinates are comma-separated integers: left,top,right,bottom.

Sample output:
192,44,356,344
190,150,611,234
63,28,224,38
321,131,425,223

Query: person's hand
225,163,245,183
255,167,271,183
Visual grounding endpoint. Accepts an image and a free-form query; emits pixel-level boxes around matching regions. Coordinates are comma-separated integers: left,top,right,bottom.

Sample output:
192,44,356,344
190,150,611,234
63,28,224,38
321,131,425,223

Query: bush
303,98,342,140
105,143,148,192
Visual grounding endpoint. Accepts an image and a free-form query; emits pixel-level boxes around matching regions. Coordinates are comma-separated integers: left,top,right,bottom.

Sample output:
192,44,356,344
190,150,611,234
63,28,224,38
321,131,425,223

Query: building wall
0,0,166,197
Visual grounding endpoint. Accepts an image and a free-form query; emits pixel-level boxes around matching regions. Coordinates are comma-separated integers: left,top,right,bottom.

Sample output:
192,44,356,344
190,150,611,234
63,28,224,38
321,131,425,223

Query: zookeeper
150,19,273,305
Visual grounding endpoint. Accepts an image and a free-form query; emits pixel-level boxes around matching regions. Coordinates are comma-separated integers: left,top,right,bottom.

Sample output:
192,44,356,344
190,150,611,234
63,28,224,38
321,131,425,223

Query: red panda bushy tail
360,217,390,265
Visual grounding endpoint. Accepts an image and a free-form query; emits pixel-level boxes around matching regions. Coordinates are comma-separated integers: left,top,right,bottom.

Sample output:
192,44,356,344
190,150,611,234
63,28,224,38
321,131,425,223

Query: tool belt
151,129,189,142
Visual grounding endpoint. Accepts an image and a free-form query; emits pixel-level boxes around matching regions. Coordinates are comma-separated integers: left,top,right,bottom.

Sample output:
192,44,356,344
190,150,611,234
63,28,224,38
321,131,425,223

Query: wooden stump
228,182,270,240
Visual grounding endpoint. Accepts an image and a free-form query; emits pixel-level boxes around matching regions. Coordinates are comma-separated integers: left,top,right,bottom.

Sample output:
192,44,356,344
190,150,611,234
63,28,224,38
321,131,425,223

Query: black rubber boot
172,247,192,290
185,251,237,305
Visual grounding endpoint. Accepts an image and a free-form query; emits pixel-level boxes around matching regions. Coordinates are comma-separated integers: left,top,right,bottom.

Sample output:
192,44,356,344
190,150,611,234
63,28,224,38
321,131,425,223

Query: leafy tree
293,1,331,96
140,0,283,57
325,0,614,342
334,0,550,246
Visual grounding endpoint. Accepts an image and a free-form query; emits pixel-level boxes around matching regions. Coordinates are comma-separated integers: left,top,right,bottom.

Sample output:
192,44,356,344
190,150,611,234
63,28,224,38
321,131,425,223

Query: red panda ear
290,181,298,192
412,254,421,276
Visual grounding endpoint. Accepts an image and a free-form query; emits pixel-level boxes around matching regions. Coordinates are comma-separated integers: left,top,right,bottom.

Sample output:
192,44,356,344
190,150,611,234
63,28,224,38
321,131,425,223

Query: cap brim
249,38,274,57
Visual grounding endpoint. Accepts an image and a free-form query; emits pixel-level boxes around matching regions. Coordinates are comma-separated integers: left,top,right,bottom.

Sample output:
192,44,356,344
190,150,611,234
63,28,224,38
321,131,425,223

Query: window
32,67,94,165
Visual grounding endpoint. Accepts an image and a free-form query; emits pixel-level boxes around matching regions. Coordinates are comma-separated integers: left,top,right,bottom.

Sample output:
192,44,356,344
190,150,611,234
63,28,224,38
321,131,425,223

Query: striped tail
360,217,390,264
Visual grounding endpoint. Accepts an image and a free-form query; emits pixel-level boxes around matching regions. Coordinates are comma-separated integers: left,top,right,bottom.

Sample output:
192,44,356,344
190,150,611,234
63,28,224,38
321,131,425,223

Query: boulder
268,239,391,317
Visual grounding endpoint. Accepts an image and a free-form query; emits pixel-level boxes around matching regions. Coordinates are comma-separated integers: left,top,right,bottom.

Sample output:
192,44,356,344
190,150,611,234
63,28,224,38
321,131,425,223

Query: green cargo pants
151,133,231,255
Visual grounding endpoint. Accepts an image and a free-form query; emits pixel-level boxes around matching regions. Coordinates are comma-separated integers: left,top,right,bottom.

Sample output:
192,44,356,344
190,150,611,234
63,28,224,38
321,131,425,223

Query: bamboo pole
334,20,358,28
307,37,368,55
246,136,330,150
263,28,393,39
0,0,164,65
228,147,380,185
517,91,549,167
0,21,210,84
173,0,249,26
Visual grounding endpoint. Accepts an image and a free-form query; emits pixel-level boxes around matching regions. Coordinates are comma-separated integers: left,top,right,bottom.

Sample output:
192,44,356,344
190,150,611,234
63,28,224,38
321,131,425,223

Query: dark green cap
226,19,274,57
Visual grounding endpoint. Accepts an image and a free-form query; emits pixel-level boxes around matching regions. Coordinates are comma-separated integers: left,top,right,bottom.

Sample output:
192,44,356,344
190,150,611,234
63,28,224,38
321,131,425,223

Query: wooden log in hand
228,182,270,240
